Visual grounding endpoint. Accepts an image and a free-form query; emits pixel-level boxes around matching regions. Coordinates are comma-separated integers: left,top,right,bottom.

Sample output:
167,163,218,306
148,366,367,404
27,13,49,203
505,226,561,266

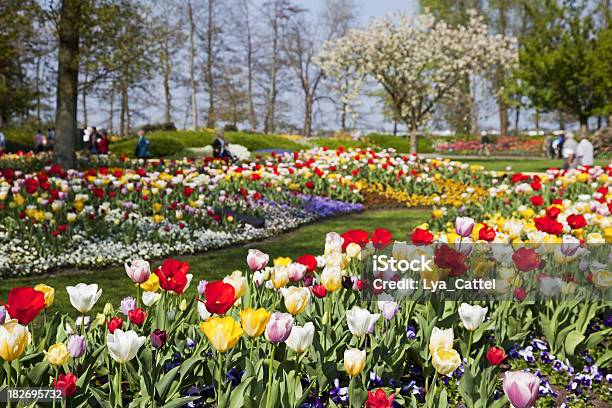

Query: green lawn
0,209,428,316
451,157,610,172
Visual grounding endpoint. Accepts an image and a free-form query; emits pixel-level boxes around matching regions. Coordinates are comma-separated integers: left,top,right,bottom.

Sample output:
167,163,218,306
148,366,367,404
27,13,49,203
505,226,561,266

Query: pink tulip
455,217,475,237
264,312,293,343
287,263,307,282
502,371,539,408
125,260,151,284
247,249,269,272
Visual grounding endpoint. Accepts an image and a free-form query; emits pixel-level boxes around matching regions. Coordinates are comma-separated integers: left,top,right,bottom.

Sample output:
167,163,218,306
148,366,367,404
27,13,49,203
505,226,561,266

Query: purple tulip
502,371,540,408
455,216,475,238
67,334,86,358
247,249,269,272
150,329,168,349
0,306,7,325
119,296,136,316
264,312,293,343
197,280,208,296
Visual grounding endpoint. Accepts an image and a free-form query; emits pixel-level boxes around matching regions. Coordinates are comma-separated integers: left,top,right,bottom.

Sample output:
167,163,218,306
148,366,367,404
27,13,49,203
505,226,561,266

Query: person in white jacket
576,136,594,166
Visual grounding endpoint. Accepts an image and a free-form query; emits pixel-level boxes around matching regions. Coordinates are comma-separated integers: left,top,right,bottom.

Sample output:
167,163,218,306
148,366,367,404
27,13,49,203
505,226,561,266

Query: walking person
34,129,47,153
576,135,594,167
97,129,110,155
0,130,6,154
47,127,56,150
479,131,491,157
135,129,150,159
562,132,577,169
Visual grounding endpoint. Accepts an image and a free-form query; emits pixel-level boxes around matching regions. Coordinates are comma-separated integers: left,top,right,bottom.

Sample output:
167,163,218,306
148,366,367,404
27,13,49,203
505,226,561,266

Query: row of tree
0,1,610,164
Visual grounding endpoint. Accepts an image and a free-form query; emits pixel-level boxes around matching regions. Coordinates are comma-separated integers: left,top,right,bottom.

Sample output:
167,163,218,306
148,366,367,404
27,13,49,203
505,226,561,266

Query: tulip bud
247,249,269,271
265,312,293,343
179,299,187,311
197,280,208,295
103,302,114,315
0,306,7,325
347,306,381,337
107,317,123,334
150,329,168,349
458,303,488,331
44,343,70,366
125,260,151,284
502,371,540,408
486,346,507,366
285,322,314,354
310,285,327,298
344,348,366,377
107,329,146,364
129,308,146,326
67,335,86,358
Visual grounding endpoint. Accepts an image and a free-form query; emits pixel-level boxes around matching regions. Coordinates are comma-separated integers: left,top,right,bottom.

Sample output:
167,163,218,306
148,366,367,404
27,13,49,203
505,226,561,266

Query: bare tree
284,0,358,136
187,0,198,129
232,0,258,131
204,0,216,128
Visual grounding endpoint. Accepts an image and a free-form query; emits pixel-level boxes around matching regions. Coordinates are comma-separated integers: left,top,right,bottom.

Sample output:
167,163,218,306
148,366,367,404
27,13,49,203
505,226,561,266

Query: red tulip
3,287,46,325
478,224,496,242
128,308,146,326
545,206,561,219
340,229,370,250
107,317,124,334
310,284,327,298
296,254,318,273
366,388,395,408
203,281,235,315
54,372,77,398
411,228,434,246
487,346,508,365
155,259,190,294
371,228,393,249
434,245,467,277
530,195,544,207
512,247,541,272
534,216,563,235
566,214,587,229
514,287,527,301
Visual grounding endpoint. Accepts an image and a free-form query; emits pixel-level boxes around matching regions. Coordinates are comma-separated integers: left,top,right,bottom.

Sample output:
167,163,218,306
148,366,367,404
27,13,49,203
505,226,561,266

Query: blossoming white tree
317,11,517,153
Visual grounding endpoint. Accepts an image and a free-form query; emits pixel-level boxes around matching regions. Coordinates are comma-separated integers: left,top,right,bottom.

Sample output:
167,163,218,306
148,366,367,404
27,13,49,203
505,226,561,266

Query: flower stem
466,330,474,363
266,344,276,408
217,351,223,408
348,376,354,408
117,364,123,407
7,362,11,408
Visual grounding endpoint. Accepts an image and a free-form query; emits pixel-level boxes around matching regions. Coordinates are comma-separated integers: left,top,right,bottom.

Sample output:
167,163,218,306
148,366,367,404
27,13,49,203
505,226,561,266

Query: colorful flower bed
0,148,494,276
0,145,610,406
435,137,544,156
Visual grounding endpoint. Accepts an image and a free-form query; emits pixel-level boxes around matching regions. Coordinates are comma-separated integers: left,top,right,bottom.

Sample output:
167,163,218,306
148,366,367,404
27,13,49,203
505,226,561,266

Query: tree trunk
558,111,565,130
162,41,172,124
245,5,256,132
81,68,88,125
54,0,81,169
514,107,520,135
469,78,478,135
498,99,508,138
108,81,114,133
410,125,418,154
120,78,129,137
340,100,348,131
205,0,215,129
303,93,313,137
535,109,540,134
264,5,279,135
35,57,41,127
393,119,398,136
188,1,198,130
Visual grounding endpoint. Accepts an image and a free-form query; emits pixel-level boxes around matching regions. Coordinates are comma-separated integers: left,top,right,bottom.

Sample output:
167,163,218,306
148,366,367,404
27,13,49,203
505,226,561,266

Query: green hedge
4,129,35,151
366,133,434,153
110,130,305,157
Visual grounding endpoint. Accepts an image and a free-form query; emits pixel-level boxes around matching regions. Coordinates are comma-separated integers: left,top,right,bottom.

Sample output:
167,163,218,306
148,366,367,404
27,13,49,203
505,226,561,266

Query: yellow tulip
344,348,366,377
432,347,461,376
281,287,310,316
44,343,70,366
140,273,160,292
592,269,611,290
429,327,454,356
239,308,271,338
321,266,342,292
199,316,244,352
273,257,292,267
271,267,289,290
0,320,31,362
34,284,55,308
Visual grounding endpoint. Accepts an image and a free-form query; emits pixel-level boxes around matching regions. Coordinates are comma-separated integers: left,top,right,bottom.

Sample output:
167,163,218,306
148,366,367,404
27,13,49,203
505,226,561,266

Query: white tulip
66,283,102,314
197,301,211,320
107,329,146,364
346,306,381,337
142,291,161,307
458,303,488,331
429,327,454,355
285,322,315,354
